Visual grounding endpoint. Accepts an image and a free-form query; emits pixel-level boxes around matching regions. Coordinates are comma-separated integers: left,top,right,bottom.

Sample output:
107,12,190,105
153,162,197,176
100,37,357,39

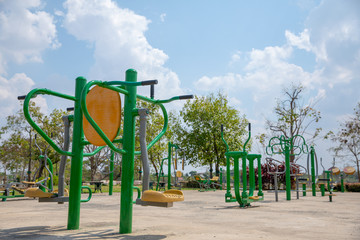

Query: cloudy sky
1,0,359,170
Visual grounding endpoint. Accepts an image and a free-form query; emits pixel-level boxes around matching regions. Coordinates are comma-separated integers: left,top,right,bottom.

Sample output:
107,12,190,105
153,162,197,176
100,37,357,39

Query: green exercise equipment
267,134,308,201
22,69,192,234
221,123,264,208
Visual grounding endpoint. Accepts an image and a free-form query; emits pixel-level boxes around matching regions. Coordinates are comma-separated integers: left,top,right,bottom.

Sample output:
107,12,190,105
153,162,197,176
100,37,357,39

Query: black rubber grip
67,107,74,111
179,95,194,100
18,95,26,100
150,85,154,99
248,123,251,131
221,124,223,132
141,80,158,86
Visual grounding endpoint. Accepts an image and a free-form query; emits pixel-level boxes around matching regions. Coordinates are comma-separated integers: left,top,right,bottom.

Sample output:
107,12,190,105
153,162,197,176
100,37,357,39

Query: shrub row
333,182,360,192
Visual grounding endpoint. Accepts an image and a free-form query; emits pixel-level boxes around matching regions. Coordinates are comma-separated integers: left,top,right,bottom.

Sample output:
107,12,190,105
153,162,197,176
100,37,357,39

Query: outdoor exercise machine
306,147,335,201
339,166,356,192
266,134,308,201
156,142,184,191
193,174,221,192
22,69,192,234
265,157,285,202
221,123,264,207
331,158,356,192
0,182,26,201
265,157,308,201
136,108,184,207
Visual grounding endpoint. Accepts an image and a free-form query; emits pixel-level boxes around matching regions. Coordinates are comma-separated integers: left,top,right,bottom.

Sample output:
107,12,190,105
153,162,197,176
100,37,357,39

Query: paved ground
1,190,359,239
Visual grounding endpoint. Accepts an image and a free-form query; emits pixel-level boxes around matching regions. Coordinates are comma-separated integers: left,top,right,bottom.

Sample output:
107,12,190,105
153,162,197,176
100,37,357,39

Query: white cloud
63,0,183,99
0,0,56,118
195,0,360,122
286,29,312,52
305,0,360,85
0,73,47,116
0,0,60,74
160,13,166,22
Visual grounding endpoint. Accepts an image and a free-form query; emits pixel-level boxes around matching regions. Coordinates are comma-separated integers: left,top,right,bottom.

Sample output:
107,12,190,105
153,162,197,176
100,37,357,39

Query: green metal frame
22,69,192,234
266,135,308,201
221,124,264,207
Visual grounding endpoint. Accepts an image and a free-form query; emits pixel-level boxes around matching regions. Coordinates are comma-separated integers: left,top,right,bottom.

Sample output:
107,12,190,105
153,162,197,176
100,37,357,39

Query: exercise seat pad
344,166,355,175
83,86,121,146
142,190,184,203
24,188,53,198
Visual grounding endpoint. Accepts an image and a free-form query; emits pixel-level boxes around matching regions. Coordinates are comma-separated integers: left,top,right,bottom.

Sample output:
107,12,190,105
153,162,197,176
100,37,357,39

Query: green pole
285,144,291,201
67,76,86,230
302,183,306,196
109,151,114,196
341,173,344,192
119,69,137,234
320,184,325,196
310,146,316,196
257,155,263,196
241,155,248,199
248,156,255,197
326,171,331,192
167,142,172,190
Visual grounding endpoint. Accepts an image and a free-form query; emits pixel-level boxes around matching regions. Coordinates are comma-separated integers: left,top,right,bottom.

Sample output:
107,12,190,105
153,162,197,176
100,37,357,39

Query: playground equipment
23,134,56,199
306,147,335,202
22,69,192,234
0,182,26,201
339,166,356,192
266,134,308,201
265,157,285,202
331,158,356,192
156,142,185,191
136,108,184,207
221,123,264,207
265,157,307,201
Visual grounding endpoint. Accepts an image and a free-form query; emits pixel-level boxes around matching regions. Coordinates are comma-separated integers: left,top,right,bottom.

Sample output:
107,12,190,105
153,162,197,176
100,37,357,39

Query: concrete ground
1,190,359,240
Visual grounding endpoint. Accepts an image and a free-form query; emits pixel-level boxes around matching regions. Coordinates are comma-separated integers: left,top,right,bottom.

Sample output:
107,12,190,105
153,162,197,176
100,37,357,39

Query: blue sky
1,0,359,170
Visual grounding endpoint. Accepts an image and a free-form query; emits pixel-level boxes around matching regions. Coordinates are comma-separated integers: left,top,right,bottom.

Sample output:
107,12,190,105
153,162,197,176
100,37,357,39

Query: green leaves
170,92,249,173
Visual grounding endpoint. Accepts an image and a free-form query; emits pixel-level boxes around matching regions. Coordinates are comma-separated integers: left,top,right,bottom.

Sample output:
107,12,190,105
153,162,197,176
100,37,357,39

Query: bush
185,180,200,188
333,182,360,192
346,183,360,192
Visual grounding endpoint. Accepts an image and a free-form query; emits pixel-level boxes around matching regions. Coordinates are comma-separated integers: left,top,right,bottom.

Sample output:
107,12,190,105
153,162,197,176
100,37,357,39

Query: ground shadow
0,226,167,240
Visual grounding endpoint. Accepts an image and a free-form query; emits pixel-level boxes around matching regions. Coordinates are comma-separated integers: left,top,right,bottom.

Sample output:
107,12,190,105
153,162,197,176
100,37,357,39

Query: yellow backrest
83,86,121,146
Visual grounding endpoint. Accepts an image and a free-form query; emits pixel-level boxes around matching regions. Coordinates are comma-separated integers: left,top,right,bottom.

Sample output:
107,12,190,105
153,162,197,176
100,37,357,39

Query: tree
326,102,360,182
0,102,68,182
264,83,321,162
0,102,44,181
171,92,249,178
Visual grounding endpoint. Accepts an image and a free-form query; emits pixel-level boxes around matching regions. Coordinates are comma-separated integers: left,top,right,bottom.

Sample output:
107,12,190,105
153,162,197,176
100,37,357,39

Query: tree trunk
209,162,213,179
356,156,360,182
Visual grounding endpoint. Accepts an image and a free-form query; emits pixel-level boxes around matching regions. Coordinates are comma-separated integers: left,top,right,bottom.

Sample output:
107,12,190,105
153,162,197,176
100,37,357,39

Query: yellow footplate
24,188,53,198
142,190,184,203
249,196,260,200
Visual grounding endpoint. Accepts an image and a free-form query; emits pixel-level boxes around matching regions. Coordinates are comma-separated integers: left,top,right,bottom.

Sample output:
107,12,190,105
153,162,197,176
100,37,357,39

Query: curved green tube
80,186,92,202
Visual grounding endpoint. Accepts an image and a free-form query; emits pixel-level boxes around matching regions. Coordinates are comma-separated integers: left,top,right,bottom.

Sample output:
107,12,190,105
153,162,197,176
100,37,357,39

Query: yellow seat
24,188,54,198
22,181,37,185
344,166,355,175
211,176,219,181
142,190,184,203
83,86,121,146
249,196,260,200
330,167,340,175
